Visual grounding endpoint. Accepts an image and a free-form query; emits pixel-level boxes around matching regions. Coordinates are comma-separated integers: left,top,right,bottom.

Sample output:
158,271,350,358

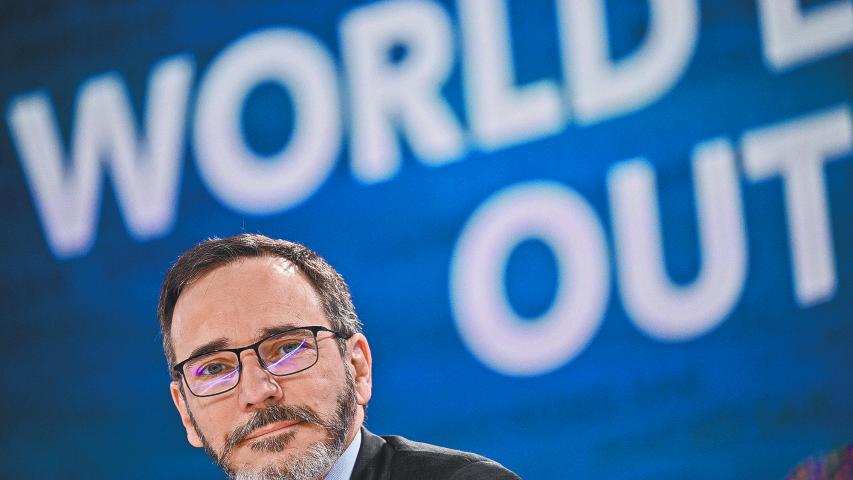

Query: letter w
6,56,193,259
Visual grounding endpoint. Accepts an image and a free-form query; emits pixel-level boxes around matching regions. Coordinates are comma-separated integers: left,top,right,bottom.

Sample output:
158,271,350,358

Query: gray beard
231,440,345,480
185,369,358,480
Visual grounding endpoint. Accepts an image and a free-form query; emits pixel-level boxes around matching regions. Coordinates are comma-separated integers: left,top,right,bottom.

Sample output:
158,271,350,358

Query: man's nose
236,352,283,410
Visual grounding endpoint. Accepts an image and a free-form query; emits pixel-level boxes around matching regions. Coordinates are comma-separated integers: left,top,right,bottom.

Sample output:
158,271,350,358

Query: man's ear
347,333,373,406
170,381,204,448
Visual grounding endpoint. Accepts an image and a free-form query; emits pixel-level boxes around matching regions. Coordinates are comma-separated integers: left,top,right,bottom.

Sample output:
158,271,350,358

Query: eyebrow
256,323,303,339
181,322,308,362
185,338,230,361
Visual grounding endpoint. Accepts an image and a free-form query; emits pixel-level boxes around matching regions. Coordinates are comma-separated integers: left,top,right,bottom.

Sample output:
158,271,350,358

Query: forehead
170,256,328,360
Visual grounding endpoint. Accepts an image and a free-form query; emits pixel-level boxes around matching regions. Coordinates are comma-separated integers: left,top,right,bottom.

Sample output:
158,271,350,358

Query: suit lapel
350,427,393,480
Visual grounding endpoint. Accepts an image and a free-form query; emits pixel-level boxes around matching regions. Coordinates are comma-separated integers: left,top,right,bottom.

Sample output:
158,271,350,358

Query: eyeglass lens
182,329,320,396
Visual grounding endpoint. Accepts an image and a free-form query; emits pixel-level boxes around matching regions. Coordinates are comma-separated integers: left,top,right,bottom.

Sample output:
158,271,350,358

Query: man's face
168,257,372,479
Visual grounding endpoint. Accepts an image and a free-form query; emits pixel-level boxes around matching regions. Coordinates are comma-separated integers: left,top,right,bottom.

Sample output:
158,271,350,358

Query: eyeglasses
172,326,347,397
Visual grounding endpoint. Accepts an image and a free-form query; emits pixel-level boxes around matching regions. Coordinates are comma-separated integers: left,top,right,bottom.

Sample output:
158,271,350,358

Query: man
158,233,521,480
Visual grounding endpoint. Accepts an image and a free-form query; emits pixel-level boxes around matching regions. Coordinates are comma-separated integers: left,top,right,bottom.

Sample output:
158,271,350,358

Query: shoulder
384,434,520,479
356,429,521,480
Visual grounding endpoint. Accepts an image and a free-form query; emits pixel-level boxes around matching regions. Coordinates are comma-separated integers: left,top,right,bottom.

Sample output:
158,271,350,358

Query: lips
243,420,303,442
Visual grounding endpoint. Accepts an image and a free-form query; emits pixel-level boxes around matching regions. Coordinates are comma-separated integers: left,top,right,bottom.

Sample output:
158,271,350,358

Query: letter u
607,139,747,341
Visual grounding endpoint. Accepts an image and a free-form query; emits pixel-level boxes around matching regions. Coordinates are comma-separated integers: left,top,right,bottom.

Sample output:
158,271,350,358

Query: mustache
221,404,328,459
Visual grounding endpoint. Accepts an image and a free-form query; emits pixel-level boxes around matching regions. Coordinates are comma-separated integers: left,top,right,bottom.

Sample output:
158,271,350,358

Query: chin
229,435,341,480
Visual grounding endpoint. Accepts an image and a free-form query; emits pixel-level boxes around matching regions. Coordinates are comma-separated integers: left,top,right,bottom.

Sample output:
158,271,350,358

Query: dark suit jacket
350,428,521,480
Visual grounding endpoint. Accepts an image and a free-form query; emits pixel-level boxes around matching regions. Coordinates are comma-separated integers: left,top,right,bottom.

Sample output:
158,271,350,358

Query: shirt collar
325,429,362,480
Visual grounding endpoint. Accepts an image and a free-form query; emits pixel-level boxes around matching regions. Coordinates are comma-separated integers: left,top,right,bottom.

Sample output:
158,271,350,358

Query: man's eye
196,363,228,376
277,340,305,356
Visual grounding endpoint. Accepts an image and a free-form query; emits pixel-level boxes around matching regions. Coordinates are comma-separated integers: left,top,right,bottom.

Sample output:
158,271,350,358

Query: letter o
450,181,611,376
193,28,341,214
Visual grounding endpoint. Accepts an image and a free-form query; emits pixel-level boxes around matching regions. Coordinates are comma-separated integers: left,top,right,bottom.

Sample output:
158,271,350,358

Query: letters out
451,106,852,376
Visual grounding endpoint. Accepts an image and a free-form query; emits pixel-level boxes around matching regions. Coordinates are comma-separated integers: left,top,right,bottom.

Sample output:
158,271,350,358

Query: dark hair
157,234,362,370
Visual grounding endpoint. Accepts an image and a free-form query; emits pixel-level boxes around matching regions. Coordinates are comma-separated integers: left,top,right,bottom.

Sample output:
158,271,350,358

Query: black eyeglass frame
172,325,349,397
